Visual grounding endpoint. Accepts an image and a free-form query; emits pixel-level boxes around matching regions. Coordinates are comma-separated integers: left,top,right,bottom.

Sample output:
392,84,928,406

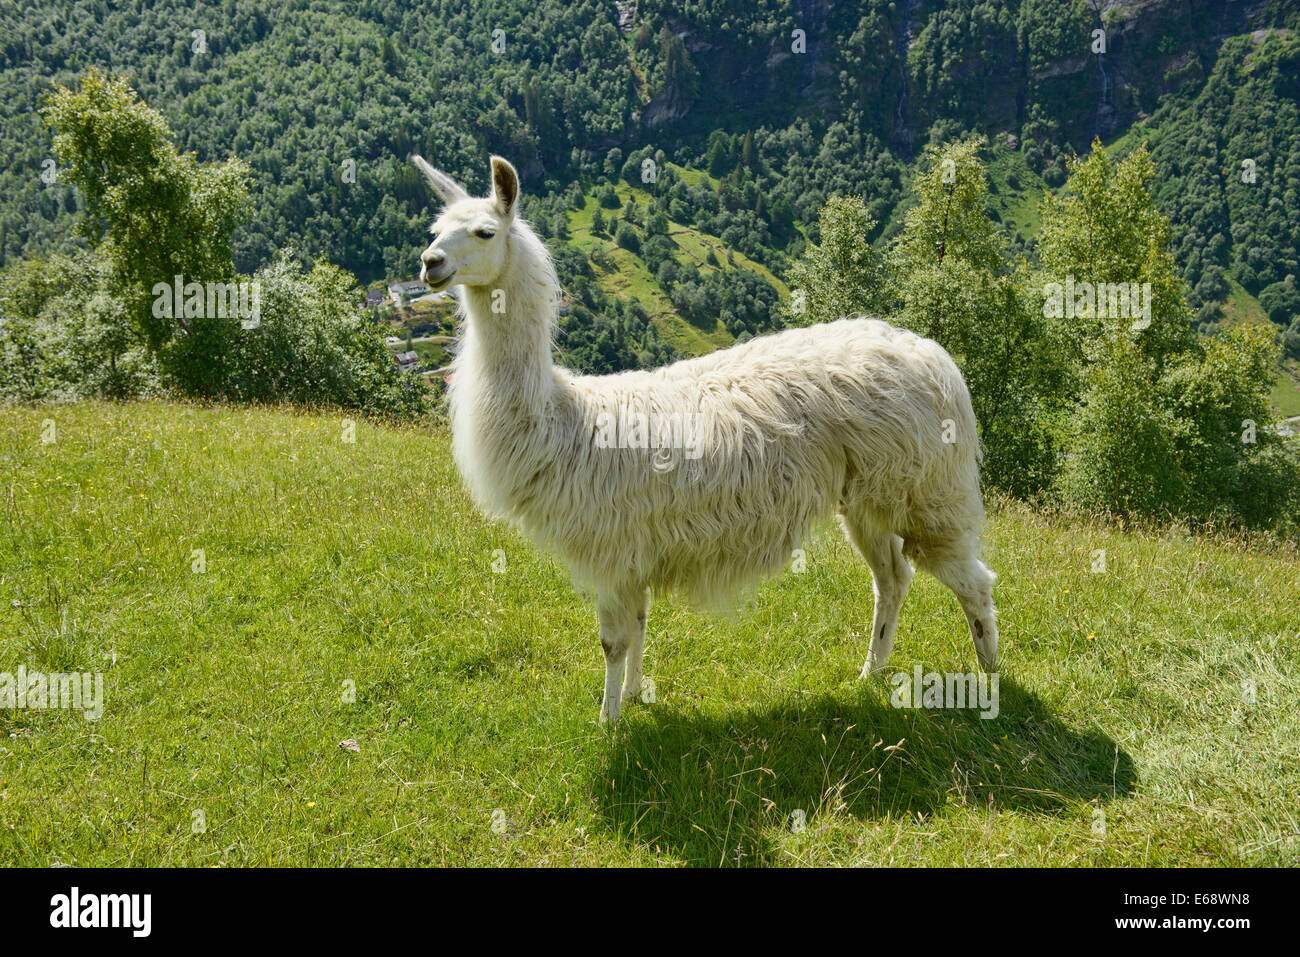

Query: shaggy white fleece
415,155,998,724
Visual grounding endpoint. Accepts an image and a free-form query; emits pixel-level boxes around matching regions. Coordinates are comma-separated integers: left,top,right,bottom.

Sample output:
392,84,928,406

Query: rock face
1076,0,1281,144
615,1,637,35
639,0,837,132
634,0,1283,153
643,83,685,129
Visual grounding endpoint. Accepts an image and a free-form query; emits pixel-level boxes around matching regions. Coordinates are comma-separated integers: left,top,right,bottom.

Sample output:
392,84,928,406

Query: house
363,288,385,306
615,1,637,34
557,297,573,315
387,279,430,305
393,351,420,373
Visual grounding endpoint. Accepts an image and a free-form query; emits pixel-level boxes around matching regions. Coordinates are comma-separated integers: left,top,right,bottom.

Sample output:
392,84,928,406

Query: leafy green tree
0,250,158,400
1038,143,1196,371
741,131,756,170
706,137,730,179
615,222,640,253
890,138,1071,494
31,70,423,416
1044,143,1299,527
1161,322,1297,527
1258,277,1300,326
43,68,250,393
1056,333,1186,516
223,253,426,417
781,195,887,327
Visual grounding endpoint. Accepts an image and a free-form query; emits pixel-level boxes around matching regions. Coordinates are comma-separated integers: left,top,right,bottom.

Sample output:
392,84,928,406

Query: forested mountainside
2,0,1299,372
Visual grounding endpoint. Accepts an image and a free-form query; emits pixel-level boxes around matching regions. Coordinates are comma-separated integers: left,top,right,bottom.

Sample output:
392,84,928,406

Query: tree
0,250,157,400
43,68,250,393
32,71,423,417
658,25,699,108
741,131,756,169
615,223,640,253
782,195,887,328
706,137,730,179
890,138,1070,494
1044,143,1299,528
1037,142,1196,372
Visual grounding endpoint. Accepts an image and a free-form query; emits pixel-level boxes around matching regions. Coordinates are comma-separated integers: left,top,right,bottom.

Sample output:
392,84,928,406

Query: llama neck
459,288,553,397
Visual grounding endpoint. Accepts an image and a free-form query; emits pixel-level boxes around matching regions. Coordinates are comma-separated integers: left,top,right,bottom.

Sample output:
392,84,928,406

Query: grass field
2,401,1298,866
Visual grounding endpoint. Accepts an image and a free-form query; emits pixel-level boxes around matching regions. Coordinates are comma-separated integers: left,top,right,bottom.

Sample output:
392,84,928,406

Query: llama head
412,154,519,291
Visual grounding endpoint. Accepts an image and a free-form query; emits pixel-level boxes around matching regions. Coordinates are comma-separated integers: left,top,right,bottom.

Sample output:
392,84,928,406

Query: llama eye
473,227,496,240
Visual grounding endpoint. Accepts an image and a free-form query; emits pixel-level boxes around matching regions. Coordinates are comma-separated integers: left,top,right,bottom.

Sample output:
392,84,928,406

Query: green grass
2,401,1298,866
1221,277,1270,326
983,141,1050,241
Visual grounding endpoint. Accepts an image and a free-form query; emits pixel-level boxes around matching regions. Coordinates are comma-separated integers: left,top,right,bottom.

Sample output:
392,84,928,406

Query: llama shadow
592,676,1134,865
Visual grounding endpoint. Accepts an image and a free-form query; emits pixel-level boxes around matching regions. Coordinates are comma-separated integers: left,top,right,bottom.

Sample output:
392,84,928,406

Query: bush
0,251,160,402
220,253,428,418
1258,277,1300,326
1058,335,1185,518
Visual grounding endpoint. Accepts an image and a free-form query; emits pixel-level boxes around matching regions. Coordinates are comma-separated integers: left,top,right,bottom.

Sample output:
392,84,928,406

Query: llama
414,154,998,725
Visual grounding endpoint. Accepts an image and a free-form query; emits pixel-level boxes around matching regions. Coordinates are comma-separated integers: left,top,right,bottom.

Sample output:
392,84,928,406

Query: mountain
2,0,1298,371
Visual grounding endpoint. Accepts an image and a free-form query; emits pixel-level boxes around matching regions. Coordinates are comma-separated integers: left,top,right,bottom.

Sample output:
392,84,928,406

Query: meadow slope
1,401,1297,866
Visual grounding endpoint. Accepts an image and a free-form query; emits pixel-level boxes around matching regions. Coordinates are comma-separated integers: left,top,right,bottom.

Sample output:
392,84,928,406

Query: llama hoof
860,655,888,678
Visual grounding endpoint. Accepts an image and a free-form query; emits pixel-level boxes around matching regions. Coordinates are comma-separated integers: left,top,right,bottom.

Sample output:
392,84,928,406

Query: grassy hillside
2,401,1297,866
1215,278,1300,417
1272,361,1300,418
565,170,788,358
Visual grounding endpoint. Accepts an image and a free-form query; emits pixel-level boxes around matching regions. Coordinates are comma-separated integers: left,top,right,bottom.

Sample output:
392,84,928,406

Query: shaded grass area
1,401,1297,865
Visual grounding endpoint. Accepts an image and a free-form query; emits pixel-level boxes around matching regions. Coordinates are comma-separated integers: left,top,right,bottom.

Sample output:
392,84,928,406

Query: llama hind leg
620,588,651,707
910,538,999,672
597,586,643,725
840,514,914,676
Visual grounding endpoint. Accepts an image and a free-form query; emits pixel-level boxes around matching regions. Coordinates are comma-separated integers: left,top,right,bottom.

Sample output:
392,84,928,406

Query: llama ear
490,155,519,217
412,155,468,204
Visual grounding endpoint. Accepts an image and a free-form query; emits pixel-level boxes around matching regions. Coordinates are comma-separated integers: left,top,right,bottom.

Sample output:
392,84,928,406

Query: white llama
414,154,998,725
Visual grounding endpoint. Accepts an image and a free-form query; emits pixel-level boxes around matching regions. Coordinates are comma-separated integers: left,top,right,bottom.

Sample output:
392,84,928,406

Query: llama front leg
597,588,640,725
862,536,913,676
919,546,999,673
621,589,651,707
